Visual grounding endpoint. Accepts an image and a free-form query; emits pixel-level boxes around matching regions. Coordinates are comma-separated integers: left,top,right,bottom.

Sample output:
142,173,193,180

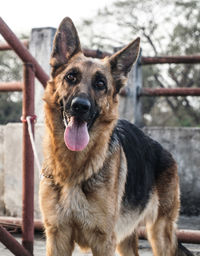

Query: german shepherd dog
40,17,193,256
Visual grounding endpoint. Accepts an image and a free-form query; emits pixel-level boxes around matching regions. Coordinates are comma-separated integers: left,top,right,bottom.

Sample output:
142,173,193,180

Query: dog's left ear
109,38,140,94
50,17,82,75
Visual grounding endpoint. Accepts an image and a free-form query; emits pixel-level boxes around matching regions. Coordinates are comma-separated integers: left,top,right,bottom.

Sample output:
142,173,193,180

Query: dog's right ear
50,17,82,75
109,38,140,94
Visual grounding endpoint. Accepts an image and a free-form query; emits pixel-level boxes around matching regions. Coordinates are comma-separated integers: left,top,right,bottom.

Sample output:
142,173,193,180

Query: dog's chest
58,185,95,227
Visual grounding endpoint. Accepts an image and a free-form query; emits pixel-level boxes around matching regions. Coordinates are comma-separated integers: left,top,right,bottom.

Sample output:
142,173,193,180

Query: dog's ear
109,38,140,94
50,17,82,74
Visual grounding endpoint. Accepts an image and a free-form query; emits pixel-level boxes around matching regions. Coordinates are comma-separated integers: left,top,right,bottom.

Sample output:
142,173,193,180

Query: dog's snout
71,97,91,114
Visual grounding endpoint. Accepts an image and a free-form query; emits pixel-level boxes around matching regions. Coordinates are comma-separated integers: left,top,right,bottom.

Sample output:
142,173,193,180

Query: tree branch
141,27,158,55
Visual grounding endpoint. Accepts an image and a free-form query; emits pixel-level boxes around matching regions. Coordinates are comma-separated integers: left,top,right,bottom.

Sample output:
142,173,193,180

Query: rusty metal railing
0,40,28,51
0,82,23,91
21,63,35,253
139,87,200,97
0,17,49,255
1,217,200,245
0,18,49,87
0,226,31,256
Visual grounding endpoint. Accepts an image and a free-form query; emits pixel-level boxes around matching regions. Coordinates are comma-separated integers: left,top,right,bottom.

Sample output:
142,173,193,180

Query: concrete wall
1,123,44,218
29,27,56,123
143,127,200,215
0,123,199,217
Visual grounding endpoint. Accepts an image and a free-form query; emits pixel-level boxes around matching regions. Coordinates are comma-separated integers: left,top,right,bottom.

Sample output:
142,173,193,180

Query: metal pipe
0,81,23,91
141,55,200,65
22,63,35,255
0,225,31,256
2,25,200,67
177,229,200,244
1,217,200,244
0,17,49,87
119,87,131,97
140,88,200,97
83,48,111,58
0,217,43,232
83,48,200,66
0,40,28,51
138,227,200,244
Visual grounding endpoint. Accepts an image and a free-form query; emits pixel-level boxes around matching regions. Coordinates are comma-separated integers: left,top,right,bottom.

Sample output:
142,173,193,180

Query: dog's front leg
91,233,116,256
45,225,74,256
40,178,75,255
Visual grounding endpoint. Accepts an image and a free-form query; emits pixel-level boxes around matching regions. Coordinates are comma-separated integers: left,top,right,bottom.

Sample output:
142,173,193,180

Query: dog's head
45,17,140,152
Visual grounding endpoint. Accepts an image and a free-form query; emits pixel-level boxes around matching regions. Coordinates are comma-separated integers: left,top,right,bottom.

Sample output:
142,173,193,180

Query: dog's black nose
71,97,91,114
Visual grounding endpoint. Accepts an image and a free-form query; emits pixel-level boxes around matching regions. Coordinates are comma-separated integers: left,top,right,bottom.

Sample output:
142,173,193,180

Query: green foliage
0,50,23,124
0,93,22,124
0,51,22,81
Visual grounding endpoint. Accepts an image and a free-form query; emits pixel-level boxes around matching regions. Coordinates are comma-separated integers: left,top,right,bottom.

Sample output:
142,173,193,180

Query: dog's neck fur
43,95,118,186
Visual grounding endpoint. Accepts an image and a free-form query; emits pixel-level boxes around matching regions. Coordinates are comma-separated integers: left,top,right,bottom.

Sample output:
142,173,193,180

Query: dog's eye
93,72,107,91
65,73,77,83
94,80,106,90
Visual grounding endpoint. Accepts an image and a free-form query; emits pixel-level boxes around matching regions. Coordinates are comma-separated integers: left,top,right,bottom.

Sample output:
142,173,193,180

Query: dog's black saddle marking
111,119,175,211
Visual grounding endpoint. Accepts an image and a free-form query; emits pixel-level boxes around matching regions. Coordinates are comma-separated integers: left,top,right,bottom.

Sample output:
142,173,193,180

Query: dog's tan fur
39,17,188,256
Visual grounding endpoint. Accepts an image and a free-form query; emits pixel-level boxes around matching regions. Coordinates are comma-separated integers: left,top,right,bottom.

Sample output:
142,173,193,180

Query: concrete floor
0,216,200,256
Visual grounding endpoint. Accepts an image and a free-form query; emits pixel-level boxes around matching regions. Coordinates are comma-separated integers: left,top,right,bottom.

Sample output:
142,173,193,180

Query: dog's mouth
60,95,100,152
62,113,90,152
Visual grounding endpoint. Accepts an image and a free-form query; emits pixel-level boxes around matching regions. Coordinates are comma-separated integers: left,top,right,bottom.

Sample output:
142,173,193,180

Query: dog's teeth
64,119,68,127
63,111,68,127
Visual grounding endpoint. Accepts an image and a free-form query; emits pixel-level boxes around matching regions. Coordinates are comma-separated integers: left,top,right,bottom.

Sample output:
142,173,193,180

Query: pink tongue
64,117,89,151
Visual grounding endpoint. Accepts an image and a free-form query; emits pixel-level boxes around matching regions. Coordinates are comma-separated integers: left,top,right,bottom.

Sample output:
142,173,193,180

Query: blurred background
1,0,200,127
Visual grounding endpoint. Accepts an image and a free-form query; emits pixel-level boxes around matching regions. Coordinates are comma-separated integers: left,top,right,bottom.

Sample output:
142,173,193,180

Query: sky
1,0,114,35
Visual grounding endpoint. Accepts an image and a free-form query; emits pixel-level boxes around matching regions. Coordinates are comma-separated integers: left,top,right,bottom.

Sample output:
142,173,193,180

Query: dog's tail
177,242,194,256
